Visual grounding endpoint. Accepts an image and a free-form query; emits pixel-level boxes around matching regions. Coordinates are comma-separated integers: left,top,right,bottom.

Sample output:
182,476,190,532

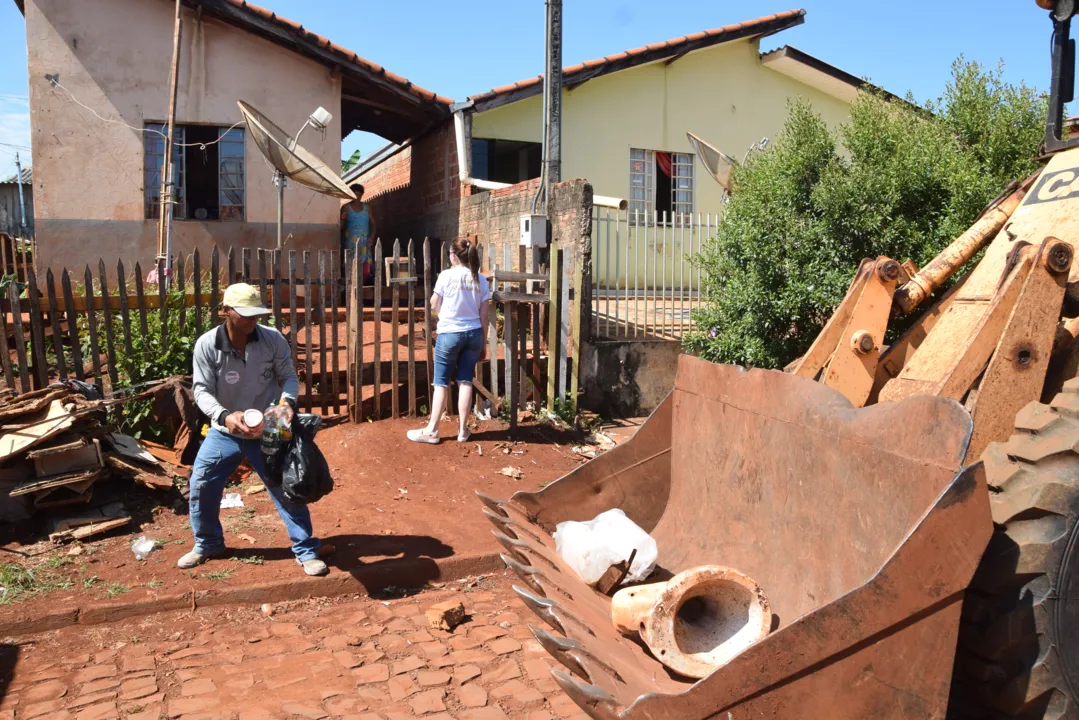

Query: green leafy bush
685,59,1046,369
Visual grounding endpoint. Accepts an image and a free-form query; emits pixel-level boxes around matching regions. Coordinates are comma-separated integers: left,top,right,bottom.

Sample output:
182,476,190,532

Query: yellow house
451,8,896,293
466,9,882,217
352,9,896,297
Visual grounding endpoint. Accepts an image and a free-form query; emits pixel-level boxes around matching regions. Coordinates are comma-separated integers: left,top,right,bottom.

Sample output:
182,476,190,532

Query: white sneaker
458,428,471,442
407,429,440,444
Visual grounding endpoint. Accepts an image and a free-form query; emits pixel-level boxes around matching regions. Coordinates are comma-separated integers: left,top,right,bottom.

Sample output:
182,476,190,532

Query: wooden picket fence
0,246,351,416
346,238,580,432
1,236,582,429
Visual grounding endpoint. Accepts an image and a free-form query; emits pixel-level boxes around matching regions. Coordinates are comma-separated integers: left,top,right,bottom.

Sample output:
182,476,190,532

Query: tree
684,59,1046,369
341,149,362,174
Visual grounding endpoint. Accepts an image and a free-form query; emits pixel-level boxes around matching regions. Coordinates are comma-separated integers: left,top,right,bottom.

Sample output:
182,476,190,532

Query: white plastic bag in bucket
554,508,658,585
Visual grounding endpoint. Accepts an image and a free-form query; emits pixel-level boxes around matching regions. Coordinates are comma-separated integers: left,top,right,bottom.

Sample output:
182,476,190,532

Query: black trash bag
62,378,102,401
280,414,333,504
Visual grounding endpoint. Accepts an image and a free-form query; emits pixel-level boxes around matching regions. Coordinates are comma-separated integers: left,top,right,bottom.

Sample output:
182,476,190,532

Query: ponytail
452,236,481,284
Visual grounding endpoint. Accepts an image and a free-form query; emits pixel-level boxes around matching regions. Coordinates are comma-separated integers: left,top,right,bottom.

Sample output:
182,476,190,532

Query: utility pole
543,0,563,201
13,153,27,236
157,0,183,284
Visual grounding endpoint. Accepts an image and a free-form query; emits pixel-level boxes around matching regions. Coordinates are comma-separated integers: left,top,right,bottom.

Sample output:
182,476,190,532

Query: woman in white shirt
407,236,490,444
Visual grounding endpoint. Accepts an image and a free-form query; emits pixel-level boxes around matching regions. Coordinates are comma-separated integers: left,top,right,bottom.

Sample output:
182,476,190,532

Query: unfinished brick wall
355,121,468,243
355,116,592,276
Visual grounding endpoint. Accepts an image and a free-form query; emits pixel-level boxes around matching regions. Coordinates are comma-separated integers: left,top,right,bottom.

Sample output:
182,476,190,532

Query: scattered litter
397,488,408,495
572,445,597,460
593,432,617,450
236,533,256,544
261,603,274,617
245,485,266,495
67,544,84,556
221,493,244,509
131,536,156,561
476,399,493,421
475,444,483,456
498,467,523,480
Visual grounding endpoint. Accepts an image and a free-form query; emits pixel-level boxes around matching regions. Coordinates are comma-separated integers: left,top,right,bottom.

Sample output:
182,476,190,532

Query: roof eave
469,9,806,113
761,45,919,111
192,0,451,141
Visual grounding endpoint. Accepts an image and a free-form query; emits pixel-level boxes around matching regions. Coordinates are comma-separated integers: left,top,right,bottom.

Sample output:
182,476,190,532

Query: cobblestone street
0,573,587,720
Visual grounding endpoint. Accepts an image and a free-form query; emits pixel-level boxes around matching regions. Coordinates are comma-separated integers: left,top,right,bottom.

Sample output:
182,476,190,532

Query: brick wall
355,118,592,277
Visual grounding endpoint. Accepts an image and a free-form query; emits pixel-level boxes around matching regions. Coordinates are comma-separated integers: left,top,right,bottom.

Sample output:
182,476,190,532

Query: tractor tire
952,382,1079,720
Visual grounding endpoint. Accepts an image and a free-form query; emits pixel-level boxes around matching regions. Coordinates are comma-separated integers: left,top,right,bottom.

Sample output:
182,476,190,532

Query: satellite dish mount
237,100,356,248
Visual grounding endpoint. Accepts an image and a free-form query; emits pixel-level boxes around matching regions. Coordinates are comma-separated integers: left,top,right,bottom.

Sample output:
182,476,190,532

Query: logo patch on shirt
225,370,241,385
261,365,274,382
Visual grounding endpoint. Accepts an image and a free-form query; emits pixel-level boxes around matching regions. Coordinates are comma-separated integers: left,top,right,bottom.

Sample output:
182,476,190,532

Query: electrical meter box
519,214,548,249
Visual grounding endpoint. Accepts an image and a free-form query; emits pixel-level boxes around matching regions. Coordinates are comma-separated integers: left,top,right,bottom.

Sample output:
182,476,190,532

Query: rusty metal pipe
893,185,1028,316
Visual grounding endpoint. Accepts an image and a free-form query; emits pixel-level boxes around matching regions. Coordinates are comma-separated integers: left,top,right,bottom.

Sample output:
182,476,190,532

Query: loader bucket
480,355,993,720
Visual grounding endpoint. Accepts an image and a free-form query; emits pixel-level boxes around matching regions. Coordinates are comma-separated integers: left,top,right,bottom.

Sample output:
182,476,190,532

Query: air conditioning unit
520,214,547,248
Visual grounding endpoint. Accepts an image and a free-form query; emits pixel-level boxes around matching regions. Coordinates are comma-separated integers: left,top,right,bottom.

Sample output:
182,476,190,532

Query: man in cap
184,283,329,576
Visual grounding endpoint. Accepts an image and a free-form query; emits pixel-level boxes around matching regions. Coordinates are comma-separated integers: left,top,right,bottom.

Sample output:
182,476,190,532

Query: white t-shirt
433,266,491,334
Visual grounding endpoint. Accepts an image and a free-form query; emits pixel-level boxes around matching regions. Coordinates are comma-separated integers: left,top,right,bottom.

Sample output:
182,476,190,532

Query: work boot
177,548,224,569
298,557,329,576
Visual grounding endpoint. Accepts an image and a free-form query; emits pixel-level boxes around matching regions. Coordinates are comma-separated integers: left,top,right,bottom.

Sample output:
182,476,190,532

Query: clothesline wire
50,79,244,148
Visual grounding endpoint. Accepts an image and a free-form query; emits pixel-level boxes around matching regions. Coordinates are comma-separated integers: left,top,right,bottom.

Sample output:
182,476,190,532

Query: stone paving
0,574,588,720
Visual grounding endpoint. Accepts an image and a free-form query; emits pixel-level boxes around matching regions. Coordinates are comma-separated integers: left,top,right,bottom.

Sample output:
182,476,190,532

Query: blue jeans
188,429,320,561
433,328,484,387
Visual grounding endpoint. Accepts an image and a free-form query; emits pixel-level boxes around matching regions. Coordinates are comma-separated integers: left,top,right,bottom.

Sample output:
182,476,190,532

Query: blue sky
0,0,1061,179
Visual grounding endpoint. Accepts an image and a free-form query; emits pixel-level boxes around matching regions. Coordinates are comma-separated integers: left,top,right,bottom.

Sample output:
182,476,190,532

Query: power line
0,142,31,151
49,79,243,148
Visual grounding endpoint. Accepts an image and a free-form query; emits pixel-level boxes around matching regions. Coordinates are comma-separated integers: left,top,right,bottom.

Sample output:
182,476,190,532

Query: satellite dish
686,131,738,194
237,99,356,247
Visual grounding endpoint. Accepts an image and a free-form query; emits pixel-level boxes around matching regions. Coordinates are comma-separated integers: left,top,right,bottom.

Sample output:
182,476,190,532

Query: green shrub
685,59,1046,369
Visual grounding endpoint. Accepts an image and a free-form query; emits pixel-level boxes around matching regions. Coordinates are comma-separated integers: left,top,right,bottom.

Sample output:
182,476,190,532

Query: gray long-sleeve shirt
192,324,299,435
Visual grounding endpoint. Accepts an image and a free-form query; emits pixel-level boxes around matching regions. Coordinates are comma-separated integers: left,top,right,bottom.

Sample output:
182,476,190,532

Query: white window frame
628,147,695,225
629,148,654,225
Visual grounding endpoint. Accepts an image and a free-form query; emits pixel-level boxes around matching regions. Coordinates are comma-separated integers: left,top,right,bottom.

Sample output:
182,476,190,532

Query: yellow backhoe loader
477,2,1079,718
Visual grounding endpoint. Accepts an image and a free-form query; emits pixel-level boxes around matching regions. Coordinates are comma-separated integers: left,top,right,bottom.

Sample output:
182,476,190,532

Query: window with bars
144,124,245,221
628,148,694,224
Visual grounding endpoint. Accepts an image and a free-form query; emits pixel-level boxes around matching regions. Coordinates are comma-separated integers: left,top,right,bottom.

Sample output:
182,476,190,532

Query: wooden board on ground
49,501,130,543
105,432,158,465
0,400,76,462
104,453,176,491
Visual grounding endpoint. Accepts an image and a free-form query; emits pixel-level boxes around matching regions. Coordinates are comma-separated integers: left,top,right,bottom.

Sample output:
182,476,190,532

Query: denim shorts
433,328,484,387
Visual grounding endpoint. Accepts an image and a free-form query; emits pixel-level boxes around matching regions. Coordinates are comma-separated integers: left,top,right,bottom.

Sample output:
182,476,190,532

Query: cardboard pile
0,382,183,541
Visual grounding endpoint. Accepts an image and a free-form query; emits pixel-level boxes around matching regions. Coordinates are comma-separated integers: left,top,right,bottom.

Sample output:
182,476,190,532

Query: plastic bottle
260,399,293,467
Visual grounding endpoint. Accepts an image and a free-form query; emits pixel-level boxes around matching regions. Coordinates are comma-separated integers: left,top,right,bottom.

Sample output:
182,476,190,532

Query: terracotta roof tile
469,8,804,104
226,0,453,106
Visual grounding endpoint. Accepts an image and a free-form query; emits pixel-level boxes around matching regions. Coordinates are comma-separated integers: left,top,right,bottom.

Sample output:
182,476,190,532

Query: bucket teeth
501,553,545,596
474,491,509,518
482,508,518,539
530,625,590,680
512,585,594,637
492,531,530,566
513,584,566,635
531,625,622,684
492,529,561,571
551,668,622,720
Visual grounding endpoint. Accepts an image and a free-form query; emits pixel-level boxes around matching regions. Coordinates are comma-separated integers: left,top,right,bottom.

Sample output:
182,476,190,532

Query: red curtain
656,151,672,178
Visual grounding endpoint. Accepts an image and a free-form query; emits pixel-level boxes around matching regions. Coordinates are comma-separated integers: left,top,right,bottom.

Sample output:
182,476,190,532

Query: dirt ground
0,416,590,623
0,570,590,719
